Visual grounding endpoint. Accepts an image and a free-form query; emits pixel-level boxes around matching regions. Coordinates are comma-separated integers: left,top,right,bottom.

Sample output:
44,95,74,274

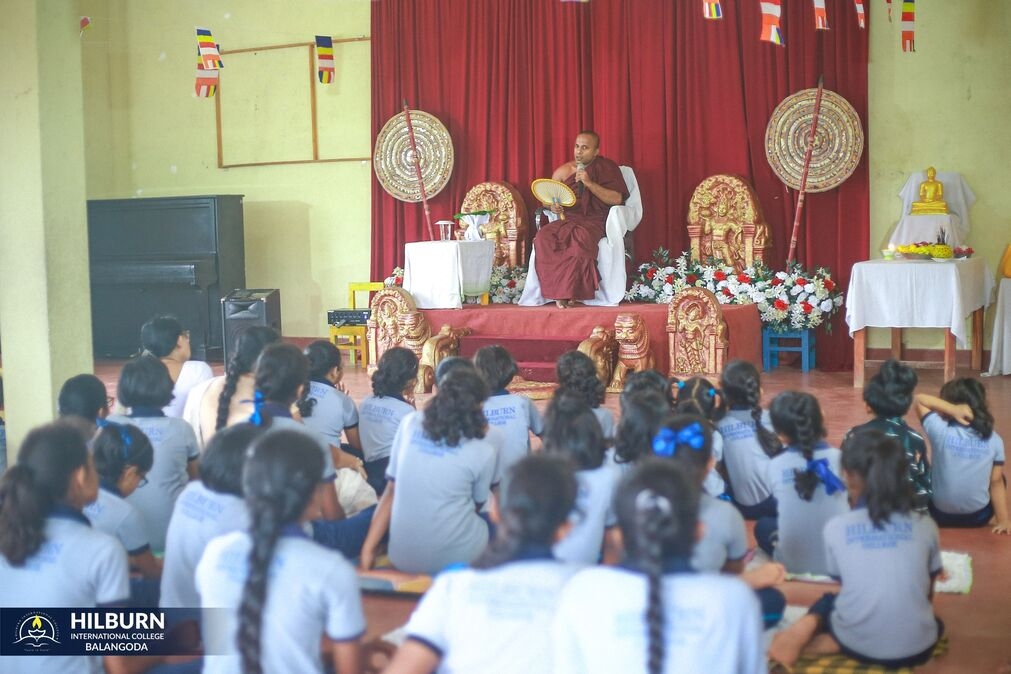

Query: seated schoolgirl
653,414,786,628
141,314,214,418
542,392,621,565
359,368,497,574
674,377,727,497
552,459,766,674
916,378,1009,533
755,391,849,576
847,359,931,511
473,345,544,493
556,350,615,440
714,360,780,519
0,423,130,674
301,340,363,457
384,455,581,674
357,347,419,495
108,355,200,552
161,423,262,608
57,373,112,432
620,369,676,409
614,389,671,471
186,326,280,447
769,430,943,670
196,430,365,674
84,422,163,594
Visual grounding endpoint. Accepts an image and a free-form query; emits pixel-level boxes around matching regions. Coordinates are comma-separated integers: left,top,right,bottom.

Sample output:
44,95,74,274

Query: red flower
771,277,784,286
665,274,673,284
774,298,789,311
506,279,516,288
722,287,733,297
801,301,814,314
795,277,808,287
714,270,727,281
686,273,699,284
823,278,836,292
646,268,657,280
737,273,751,284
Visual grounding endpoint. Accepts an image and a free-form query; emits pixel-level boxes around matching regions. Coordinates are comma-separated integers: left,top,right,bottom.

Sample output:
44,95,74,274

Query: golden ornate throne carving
666,288,728,378
687,175,771,274
458,181,529,267
607,313,654,393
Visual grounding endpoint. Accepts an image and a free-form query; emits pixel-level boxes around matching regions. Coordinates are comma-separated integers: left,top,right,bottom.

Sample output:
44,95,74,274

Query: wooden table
846,258,994,388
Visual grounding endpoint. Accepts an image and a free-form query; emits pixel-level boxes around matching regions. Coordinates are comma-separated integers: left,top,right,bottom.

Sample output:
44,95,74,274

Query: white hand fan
531,179,577,220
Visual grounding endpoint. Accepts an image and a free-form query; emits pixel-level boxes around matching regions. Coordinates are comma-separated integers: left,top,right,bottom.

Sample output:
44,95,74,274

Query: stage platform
420,302,762,376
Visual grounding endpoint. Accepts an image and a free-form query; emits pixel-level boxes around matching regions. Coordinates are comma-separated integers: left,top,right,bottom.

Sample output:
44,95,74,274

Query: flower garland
383,267,404,287
626,249,844,332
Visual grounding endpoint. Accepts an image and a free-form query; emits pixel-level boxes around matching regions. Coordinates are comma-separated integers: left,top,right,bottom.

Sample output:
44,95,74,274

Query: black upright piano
88,195,245,361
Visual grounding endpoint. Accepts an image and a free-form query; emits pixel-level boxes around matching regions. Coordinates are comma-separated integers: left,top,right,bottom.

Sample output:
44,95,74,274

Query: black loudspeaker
221,289,282,365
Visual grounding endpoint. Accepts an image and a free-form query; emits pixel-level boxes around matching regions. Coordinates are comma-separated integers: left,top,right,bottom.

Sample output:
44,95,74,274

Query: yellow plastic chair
329,282,384,368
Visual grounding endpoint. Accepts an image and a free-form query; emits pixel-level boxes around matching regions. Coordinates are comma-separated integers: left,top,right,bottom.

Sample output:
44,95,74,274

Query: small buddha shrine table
403,240,495,309
846,257,994,387
889,213,963,249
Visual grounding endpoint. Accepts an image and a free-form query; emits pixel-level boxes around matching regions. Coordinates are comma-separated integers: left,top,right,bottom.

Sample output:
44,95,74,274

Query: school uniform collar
259,401,293,418
99,479,123,498
279,522,309,539
621,556,695,576
129,406,165,418
512,544,555,562
49,503,91,526
491,389,511,397
785,441,832,453
852,496,868,510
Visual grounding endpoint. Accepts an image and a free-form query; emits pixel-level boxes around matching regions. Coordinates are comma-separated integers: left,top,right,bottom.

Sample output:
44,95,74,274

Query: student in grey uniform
85,422,162,604
917,378,1010,532
556,350,615,440
553,460,766,674
0,423,131,674
108,355,199,553
357,347,419,495
769,430,944,670
542,392,621,565
360,368,497,574
756,391,849,576
847,359,931,511
161,423,261,608
715,361,781,519
58,373,112,432
653,414,786,628
301,340,363,455
614,389,671,470
196,430,365,674
674,377,727,497
474,345,544,494
384,455,581,674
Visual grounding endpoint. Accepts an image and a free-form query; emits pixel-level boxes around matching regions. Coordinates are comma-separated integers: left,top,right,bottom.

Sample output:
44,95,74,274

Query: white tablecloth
888,213,963,248
987,278,1011,376
846,257,994,347
403,240,495,309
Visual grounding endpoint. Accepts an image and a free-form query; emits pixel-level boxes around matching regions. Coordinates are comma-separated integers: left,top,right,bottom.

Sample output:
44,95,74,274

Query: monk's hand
549,202,564,215
574,167,589,187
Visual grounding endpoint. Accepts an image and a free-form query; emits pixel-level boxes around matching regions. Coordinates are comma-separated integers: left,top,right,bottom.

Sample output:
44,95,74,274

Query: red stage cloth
420,302,761,376
371,1,867,371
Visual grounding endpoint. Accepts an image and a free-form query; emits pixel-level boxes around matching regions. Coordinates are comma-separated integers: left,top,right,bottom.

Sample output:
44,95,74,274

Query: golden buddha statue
909,166,949,215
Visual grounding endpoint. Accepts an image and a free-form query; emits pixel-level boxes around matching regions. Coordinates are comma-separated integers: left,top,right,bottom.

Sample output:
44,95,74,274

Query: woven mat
778,637,949,674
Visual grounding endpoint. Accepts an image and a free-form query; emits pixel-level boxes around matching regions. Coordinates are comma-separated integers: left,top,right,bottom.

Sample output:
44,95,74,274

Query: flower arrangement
897,242,952,259
626,249,844,332
953,246,974,259
384,267,404,287
488,265,527,304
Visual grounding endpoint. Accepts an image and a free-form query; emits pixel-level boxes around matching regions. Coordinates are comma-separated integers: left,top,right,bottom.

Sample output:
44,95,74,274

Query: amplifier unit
327,309,371,327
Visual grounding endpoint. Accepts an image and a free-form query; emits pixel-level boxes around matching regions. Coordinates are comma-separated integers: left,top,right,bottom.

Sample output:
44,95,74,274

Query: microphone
576,162,585,196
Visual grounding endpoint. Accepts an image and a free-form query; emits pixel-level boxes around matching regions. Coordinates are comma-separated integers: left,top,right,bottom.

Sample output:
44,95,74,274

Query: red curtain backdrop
371,0,868,371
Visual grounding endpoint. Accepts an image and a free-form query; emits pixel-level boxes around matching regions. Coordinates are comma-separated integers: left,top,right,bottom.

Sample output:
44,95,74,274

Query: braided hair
555,350,605,409
0,423,91,566
673,377,724,422
215,327,280,431
652,413,714,483
939,377,994,440
251,343,310,426
841,430,912,529
720,360,780,457
300,340,343,419
371,347,419,398
615,459,699,674
474,455,577,569
422,368,488,446
770,391,827,501
542,392,606,471
92,423,154,486
614,390,669,465
237,430,323,674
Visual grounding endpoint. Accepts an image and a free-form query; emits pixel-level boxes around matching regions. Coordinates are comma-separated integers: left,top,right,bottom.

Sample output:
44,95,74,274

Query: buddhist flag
854,1,866,28
886,0,893,22
196,27,223,70
760,1,784,45
703,2,723,19
195,46,217,97
813,0,829,29
901,0,915,51
316,36,335,84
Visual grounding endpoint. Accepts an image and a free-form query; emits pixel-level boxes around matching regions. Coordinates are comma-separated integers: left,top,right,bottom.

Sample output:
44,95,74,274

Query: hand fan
531,179,576,220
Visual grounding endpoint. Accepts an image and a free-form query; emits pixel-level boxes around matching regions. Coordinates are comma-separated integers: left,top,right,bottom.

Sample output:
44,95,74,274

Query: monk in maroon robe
534,131,629,308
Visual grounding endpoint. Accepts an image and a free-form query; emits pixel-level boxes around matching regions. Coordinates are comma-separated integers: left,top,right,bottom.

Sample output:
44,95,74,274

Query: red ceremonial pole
786,75,825,265
402,99,434,241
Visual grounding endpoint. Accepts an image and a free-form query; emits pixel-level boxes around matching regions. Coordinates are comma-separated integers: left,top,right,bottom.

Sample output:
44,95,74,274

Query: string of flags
812,0,829,30
316,36,335,84
759,1,783,46
854,1,866,29
195,27,223,98
703,2,723,20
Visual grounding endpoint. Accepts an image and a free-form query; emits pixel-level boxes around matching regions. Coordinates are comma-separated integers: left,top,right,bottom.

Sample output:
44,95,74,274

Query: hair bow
652,422,706,458
807,458,846,495
676,381,686,390
100,420,133,459
635,489,672,515
249,390,265,426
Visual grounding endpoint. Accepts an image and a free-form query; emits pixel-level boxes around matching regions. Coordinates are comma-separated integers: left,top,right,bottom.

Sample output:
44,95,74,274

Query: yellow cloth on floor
784,637,948,674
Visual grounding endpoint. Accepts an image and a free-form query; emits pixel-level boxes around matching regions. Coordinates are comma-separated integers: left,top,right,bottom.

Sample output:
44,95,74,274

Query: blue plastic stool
762,327,816,372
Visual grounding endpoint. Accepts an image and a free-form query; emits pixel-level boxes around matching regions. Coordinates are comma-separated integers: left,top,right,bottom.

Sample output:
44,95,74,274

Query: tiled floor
94,359,1011,672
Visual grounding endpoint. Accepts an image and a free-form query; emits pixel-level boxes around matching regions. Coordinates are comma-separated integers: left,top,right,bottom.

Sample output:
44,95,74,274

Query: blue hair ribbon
99,420,132,459
249,390,265,426
807,458,846,495
652,422,706,458
676,381,686,390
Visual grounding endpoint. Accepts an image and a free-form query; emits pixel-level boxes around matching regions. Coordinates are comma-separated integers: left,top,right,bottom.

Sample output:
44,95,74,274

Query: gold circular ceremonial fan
531,179,577,218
